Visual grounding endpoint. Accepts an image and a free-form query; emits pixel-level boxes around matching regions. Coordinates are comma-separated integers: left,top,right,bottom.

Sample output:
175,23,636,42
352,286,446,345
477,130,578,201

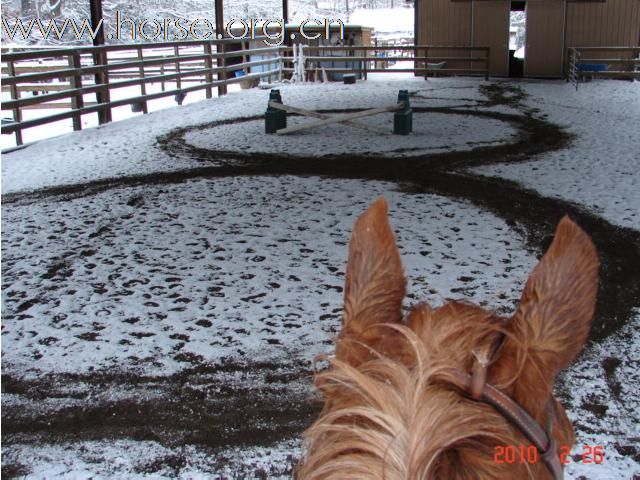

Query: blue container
578,63,607,72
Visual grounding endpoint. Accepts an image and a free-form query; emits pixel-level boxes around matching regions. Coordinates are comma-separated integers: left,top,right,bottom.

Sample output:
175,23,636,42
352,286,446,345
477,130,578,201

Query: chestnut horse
299,198,598,479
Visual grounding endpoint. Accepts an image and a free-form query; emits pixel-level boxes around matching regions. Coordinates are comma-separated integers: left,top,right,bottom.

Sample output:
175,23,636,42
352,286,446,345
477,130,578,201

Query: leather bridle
449,335,564,480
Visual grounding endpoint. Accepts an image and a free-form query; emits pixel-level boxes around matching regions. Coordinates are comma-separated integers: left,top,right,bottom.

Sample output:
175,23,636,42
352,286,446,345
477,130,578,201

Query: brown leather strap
541,402,564,480
450,369,564,480
470,361,488,400
470,334,505,400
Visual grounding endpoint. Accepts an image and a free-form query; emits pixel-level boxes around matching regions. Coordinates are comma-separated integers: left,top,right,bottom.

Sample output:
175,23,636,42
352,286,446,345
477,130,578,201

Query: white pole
277,104,402,135
297,44,306,83
292,43,298,83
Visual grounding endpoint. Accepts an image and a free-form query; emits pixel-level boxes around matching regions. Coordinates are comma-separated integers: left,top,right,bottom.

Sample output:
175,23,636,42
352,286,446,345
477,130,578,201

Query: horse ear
511,216,599,382
337,197,406,364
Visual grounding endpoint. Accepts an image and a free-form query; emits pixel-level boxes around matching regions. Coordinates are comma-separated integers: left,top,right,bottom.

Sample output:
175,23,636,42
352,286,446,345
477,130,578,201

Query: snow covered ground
2,75,639,478
1,176,536,378
561,309,640,480
185,112,516,157
471,79,640,231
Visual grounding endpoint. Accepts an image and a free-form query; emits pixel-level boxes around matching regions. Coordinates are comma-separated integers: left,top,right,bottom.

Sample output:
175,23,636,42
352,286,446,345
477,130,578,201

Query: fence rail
2,42,490,147
568,46,640,90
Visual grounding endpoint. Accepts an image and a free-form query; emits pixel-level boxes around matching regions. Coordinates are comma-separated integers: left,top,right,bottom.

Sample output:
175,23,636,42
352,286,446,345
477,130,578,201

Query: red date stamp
494,445,604,464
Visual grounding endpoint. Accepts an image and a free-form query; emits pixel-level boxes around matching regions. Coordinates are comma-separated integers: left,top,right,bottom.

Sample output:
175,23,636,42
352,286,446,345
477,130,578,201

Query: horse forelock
300,302,545,480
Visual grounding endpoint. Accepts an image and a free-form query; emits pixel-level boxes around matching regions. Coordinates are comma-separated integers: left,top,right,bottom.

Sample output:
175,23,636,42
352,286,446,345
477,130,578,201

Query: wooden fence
281,45,490,79
1,38,281,146
2,42,490,146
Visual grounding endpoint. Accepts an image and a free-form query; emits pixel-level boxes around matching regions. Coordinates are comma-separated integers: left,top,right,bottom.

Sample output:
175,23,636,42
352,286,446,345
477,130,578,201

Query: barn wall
416,0,640,77
564,0,640,69
417,0,511,75
417,0,473,71
419,0,472,45
566,0,640,48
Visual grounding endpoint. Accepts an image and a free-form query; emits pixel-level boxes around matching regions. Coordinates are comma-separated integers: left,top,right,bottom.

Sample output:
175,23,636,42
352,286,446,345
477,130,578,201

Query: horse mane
298,198,597,479
300,304,548,479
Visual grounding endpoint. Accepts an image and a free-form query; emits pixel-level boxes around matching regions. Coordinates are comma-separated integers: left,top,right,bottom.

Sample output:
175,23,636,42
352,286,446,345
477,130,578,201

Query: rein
449,335,564,480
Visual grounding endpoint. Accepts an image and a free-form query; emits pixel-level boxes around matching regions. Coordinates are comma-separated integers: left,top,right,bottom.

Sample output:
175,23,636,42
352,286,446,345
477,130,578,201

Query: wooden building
415,0,640,77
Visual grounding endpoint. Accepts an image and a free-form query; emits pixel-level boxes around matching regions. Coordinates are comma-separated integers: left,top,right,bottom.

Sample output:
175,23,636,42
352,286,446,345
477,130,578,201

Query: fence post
485,47,490,80
363,47,368,80
423,46,429,79
68,51,84,131
204,41,213,99
242,40,249,77
6,59,23,146
214,0,225,95
136,46,148,113
374,38,378,71
218,41,228,97
93,48,112,124
174,44,182,91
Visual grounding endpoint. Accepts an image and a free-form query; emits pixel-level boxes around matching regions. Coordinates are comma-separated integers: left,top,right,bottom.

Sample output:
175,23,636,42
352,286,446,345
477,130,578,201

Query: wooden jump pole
276,103,402,135
268,101,388,134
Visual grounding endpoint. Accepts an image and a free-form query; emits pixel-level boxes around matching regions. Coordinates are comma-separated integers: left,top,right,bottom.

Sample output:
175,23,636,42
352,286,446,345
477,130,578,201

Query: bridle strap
470,334,505,400
450,369,564,480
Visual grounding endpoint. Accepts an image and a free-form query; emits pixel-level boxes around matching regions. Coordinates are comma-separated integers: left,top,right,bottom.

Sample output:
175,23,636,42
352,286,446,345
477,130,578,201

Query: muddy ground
2,83,639,478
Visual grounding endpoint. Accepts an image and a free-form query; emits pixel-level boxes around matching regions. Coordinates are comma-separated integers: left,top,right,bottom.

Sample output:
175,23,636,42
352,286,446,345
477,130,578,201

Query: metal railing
2,42,490,146
568,46,640,90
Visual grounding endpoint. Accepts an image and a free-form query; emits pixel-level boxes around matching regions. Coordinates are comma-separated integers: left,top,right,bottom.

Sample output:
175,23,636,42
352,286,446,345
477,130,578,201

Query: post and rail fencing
1,41,490,147
280,45,490,80
1,38,281,146
568,46,640,89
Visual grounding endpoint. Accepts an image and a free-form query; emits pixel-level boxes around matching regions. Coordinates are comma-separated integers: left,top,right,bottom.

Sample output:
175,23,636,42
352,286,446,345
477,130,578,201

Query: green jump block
265,89,287,134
